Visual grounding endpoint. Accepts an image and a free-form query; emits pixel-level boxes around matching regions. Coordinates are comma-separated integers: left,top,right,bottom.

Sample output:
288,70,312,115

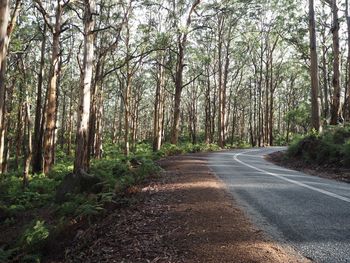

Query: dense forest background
0,0,350,260
0,0,349,175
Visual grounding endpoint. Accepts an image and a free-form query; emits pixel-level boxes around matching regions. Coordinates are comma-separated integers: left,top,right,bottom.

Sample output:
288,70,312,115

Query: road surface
208,147,350,263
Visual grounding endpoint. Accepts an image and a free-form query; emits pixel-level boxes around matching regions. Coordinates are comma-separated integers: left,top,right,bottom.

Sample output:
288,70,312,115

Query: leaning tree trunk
74,0,95,174
308,0,321,131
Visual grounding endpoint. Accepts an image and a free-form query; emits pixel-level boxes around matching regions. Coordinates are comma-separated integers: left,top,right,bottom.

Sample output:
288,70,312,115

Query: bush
287,126,350,167
21,220,49,251
160,143,184,156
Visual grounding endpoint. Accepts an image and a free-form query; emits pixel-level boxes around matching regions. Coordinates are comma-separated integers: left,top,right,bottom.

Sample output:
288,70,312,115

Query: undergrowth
0,141,225,262
287,125,350,167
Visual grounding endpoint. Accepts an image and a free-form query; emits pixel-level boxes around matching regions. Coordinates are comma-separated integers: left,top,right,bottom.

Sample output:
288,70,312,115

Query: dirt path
60,153,308,263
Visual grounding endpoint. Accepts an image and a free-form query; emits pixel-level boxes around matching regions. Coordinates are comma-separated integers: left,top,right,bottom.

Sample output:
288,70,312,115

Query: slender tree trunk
0,1,9,164
124,73,131,156
153,55,165,151
0,0,21,172
23,94,32,188
170,0,200,145
204,65,211,143
346,0,350,122
322,40,329,120
171,38,184,145
217,16,224,147
74,0,95,173
43,2,62,174
59,92,66,149
15,84,24,170
32,24,46,173
94,86,104,159
330,0,341,125
308,0,321,131
67,89,73,155
2,79,14,173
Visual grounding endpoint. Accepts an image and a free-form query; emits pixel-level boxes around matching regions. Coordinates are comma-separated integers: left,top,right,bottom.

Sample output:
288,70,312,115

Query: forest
0,0,350,261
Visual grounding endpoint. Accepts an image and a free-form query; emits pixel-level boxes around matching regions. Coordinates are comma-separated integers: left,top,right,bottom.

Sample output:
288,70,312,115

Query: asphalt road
208,147,350,263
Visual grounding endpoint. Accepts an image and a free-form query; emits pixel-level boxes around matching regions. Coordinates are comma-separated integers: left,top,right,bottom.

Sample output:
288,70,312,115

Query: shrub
160,143,184,156
287,126,350,167
0,248,18,262
21,220,49,251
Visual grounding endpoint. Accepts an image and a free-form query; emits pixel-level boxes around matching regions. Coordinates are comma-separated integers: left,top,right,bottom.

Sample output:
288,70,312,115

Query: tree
74,0,96,173
0,0,21,173
328,0,341,125
170,0,201,145
308,0,321,131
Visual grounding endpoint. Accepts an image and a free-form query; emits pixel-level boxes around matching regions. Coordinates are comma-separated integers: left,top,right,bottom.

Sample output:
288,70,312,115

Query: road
208,147,350,263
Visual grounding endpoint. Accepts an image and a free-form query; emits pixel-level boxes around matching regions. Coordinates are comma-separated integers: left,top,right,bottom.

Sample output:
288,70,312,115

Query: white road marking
233,150,350,204
239,154,263,158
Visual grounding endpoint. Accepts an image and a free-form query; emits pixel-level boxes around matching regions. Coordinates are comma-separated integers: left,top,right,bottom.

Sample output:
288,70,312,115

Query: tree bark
170,0,200,144
330,0,341,125
32,24,46,173
308,0,321,131
74,0,95,173
345,0,350,122
0,0,21,173
23,93,32,188
42,1,63,174
153,54,165,151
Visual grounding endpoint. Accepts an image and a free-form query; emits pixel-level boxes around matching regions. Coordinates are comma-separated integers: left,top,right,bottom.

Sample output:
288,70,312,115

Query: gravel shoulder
56,152,309,262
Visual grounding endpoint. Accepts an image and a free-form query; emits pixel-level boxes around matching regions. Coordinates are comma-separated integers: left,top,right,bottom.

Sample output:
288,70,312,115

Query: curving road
208,147,350,263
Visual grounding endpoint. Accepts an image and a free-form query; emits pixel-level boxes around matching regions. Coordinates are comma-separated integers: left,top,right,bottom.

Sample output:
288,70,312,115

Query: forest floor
49,153,308,263
267,151,350,183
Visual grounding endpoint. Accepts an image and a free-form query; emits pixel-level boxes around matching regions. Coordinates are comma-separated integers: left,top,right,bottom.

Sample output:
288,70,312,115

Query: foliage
21,220,50,251
0,248,18,262
157,143,221,157
285,103,311,133
287,126,350,167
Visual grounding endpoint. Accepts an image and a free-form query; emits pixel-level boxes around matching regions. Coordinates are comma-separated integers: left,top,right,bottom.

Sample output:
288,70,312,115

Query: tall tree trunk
0,0,20,173
171,38,184,145
32,24,46,173
217,15,224,148
204,65,211,144
321,39,329,120
330,0,341,125
170,0,200,144
124,74,131,156
23,93,32,188
153,55,165,151
308,0,321,131
2,79,14,173
67,88,73,155
0,1,10,172
74,0,95,173
346,0,350,122
59,92,66,149
94,86,104,159
43,2,62,174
